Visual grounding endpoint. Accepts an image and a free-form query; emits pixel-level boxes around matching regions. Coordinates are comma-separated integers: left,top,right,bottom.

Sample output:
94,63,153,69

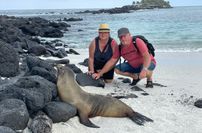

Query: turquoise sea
1,6,202,52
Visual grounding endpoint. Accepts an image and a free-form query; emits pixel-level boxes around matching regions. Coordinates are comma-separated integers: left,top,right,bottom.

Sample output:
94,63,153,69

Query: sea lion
56,65,153,128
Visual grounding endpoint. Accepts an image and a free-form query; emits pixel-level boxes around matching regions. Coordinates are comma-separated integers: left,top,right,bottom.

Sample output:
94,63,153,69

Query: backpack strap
118,44,122,55
132,35,147,52
118,45,122,70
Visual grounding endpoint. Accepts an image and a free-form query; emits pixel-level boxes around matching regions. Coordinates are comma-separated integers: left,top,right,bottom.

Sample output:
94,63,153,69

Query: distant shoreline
0,5,202,11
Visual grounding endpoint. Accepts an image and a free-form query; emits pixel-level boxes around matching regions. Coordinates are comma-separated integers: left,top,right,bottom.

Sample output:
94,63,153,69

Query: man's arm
142,51,151,69
136,38,151,79
139,52,151,79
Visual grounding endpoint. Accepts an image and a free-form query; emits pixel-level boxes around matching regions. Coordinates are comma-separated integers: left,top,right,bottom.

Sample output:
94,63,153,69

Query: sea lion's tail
128,112,153,126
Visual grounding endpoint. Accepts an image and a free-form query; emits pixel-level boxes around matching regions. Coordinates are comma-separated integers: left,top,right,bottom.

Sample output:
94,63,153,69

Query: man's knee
146,70,153,78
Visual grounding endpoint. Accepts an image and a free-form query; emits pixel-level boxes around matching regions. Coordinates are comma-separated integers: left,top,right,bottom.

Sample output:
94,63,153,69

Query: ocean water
1,6,202,52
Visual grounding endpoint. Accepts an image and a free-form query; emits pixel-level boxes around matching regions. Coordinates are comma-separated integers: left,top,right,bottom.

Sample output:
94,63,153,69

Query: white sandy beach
37,49,202,133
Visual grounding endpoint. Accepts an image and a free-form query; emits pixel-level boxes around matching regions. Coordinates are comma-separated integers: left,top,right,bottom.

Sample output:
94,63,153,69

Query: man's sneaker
146,81,153,88
130,78,140,86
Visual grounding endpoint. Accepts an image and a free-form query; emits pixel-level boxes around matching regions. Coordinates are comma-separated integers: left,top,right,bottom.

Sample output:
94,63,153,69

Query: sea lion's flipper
78,113,100,128
129,112,153,125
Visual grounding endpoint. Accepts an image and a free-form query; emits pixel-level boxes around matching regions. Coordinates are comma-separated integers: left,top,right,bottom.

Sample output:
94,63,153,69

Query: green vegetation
133,0,171,8
78,0,172,14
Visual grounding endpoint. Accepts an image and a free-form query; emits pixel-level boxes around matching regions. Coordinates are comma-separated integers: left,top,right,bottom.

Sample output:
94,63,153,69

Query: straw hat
98,24,110,32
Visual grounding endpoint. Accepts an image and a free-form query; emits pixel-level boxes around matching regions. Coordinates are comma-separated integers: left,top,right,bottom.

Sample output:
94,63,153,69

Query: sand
25,49,202,133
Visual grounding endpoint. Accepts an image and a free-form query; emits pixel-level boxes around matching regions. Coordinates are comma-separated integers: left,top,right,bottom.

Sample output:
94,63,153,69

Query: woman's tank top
94,37,113,70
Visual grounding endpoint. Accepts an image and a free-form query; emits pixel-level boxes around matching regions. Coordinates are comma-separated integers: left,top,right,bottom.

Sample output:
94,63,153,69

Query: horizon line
0,5,202,11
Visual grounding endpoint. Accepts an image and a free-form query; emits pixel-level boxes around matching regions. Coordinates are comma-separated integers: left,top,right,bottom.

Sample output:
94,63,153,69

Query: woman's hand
87,71,94,75
92,73,102,80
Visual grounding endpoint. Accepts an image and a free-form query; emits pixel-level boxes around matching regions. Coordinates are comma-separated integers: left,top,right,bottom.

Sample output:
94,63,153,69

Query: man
93,27,156,88
88,24,118,83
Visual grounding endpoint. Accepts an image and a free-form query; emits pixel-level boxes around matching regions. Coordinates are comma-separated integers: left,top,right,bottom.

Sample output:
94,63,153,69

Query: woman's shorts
95,68,114,80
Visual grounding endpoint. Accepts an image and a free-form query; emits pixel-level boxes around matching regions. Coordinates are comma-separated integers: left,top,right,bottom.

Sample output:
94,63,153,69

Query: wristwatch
143,67,148,71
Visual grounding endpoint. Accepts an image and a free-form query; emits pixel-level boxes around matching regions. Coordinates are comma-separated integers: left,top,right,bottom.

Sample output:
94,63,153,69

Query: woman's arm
88,39,96,74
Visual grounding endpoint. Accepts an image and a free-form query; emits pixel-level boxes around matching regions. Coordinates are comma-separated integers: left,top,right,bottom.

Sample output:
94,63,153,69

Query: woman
88,24,118,83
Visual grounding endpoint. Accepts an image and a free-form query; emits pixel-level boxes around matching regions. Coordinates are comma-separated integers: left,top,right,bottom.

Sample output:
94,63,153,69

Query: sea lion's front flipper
129,112,153,125
78,112,100,128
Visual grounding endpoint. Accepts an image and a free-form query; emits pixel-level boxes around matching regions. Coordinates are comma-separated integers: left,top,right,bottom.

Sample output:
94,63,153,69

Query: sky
0,0,202,10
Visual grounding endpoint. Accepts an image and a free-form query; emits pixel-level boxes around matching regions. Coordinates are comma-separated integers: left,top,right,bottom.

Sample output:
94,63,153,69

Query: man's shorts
115,62,156,74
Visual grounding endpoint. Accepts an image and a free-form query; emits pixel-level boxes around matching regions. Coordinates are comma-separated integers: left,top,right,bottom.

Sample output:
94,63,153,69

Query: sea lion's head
56,64,65,75
56,64,75,79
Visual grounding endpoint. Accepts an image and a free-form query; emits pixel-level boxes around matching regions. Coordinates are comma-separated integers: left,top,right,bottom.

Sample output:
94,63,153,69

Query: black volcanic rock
0,99,29,130
63,17,83,22
28,45,47,56
28,111,53,133
0,15,69,53
66,64,82,74
76,73,105,88
26,56,60,83
194,99,202,108
43,101,77,123
0,41,19,77
0,126,16,133
79,58,88,67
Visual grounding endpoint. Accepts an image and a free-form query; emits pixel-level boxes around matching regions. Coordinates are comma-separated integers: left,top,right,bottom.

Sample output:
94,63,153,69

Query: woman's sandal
146,81,153,88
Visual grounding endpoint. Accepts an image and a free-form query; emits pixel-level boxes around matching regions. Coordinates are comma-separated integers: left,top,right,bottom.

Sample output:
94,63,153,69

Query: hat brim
99,29,110,32
118,32,130,37
118,33,128,37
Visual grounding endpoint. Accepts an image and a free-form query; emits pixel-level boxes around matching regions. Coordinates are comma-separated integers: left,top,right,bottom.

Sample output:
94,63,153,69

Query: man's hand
92,72,102,80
